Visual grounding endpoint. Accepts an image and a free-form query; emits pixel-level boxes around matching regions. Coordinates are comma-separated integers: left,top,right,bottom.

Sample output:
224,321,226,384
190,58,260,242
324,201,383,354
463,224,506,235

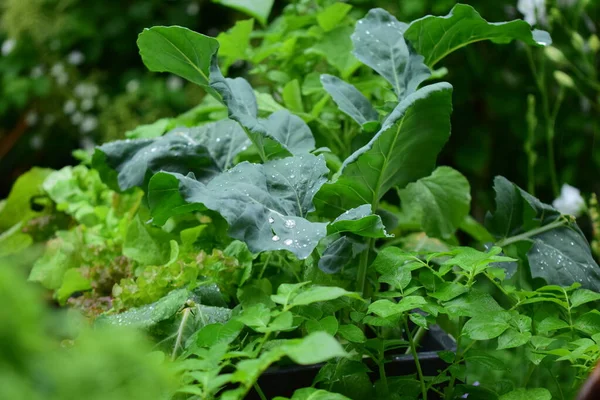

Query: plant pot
247,325,456,399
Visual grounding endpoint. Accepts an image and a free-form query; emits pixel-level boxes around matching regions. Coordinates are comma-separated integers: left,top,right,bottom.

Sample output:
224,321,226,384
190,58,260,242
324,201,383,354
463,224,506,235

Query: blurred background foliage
0,0,598,213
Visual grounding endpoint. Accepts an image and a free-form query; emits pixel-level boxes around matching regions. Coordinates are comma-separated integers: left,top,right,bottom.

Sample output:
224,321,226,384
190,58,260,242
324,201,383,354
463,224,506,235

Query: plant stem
253,383,268,400
404,324,427,355
524,46,559,196
357,238,373,296
171,307,191,361
496,218,568,247
405,318,427,400
378,359,389,395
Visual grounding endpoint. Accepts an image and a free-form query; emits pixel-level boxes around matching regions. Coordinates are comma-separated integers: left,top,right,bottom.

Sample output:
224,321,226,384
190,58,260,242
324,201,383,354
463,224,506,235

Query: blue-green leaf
93,121,248,192
321,74,379,131
149,154,329,259
352,8,430,99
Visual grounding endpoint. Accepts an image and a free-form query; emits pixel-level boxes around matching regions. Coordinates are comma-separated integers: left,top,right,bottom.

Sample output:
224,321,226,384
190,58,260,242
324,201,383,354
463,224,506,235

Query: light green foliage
399,167,471,240
4,3,600,400
212,0,274,26
0,167,52,231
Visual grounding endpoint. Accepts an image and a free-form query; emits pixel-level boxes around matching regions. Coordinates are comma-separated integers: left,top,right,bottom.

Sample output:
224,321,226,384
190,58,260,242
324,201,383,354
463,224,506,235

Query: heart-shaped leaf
404,4,552,67
398,166,471,239
315,82,453,217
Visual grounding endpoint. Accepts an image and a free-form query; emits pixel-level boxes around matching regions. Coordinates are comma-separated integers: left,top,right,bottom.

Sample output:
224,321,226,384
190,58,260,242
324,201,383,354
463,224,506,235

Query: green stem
253,383,268,400
524,46,559,196
378,358,388,395
171,307,191,361
496,218,568,247
357,239,373,296
405,318,427,400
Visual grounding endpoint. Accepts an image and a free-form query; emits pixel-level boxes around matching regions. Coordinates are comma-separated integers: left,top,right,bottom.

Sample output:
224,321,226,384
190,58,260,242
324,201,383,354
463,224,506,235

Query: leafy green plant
2,2,600,400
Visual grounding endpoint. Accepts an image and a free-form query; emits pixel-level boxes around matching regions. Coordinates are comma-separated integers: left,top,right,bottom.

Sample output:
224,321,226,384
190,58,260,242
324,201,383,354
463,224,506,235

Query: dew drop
284,219,296,229
268,217,275,224
216,138,221,142
272,235,280,242
284,239,293,246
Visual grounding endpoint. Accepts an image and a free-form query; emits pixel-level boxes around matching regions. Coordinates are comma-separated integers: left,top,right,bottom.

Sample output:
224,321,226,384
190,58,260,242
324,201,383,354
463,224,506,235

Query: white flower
71,111,83,125
43,114,56,125
186,2,200,16
67,50,85,66
166,75,184,91
63,100,77,114
553,184,586,216
80,136,96,152
25,111,38,126
30,65,44,78
126,79,140,93
80,115,98,133
50,63,65,77
30,134,44,150
517,0,546,26
1,39,16,56
74,82,99,99
80,98,94,111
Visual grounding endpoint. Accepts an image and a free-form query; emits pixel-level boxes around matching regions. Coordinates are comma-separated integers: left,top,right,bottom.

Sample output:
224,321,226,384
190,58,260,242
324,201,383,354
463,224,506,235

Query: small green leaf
498,388,551,400
537,316,569,334
123,215,174,266
409,313,428,329
462,312,510,340
497,328,531,350
217,19,254,71
0,167,52,230
352,8,430,98
429,282,468,301
398,167,471,239
282,79,305,113
291,286,361,307
327,205,391,238
283,332,347,365
574,311,600,335
404,4,552,67
337,324,366,343
368,296,427,318
213,0,274,26
306,316,338,336
237,303,271,330
310,26,361,79
137,26,220,97
317,3,353,32
56,268,91,304
195,320,244,347
320,75,379,129
570,289,600,308
318,236,368,274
